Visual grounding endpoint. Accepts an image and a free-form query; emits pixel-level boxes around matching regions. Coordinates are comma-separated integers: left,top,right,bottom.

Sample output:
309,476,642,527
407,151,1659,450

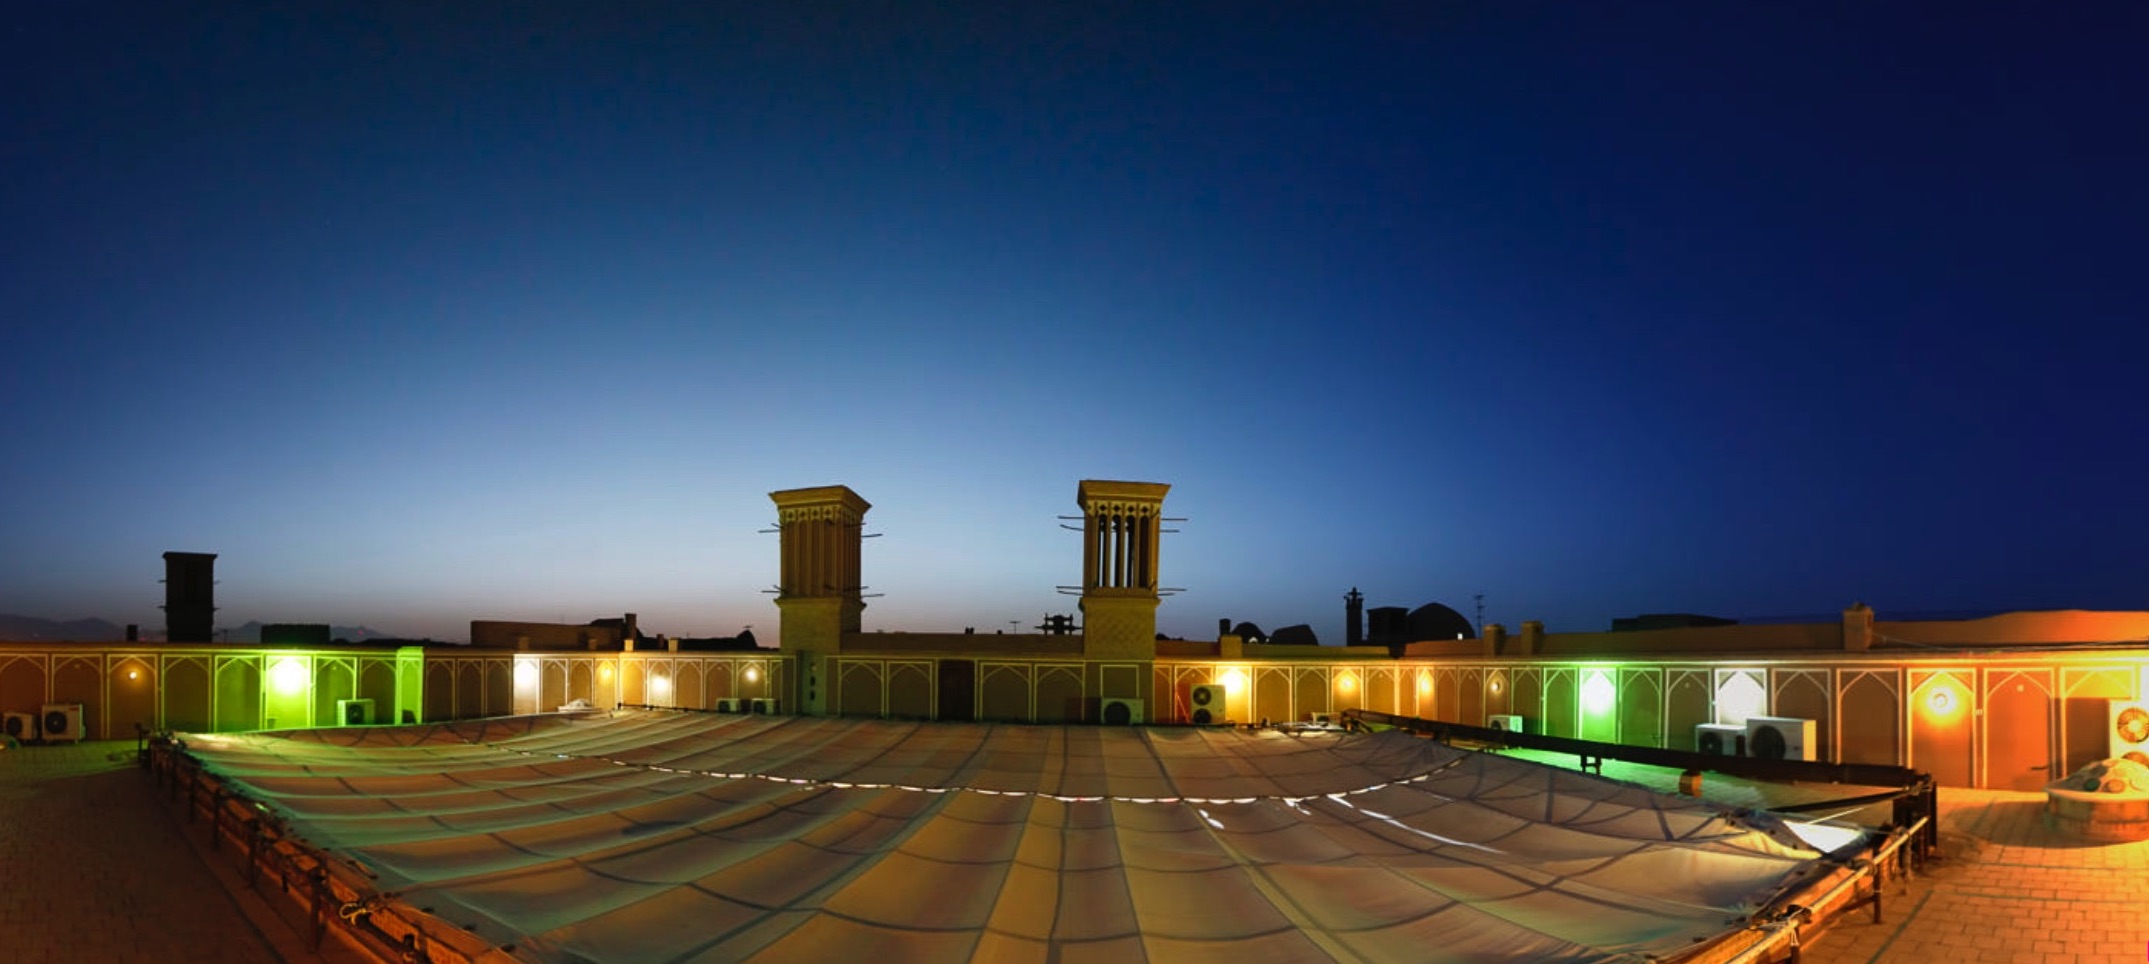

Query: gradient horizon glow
4,4,2145,644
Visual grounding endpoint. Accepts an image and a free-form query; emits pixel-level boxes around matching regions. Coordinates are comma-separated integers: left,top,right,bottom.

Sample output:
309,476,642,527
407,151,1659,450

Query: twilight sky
4,3,2145,644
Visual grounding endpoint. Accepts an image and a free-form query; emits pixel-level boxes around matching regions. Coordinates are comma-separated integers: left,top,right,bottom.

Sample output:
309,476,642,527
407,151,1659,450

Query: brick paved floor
1799,788,2149,964
0,740,350,964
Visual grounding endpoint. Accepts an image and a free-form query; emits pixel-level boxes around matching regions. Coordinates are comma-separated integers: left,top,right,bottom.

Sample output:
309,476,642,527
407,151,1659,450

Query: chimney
125,624,139,642
624,613,639,647
1345,588,1364,647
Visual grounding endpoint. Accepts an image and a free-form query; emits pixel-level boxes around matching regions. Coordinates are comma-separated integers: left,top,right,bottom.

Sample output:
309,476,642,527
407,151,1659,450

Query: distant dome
1408,603,1475,641
1230,621,1267,643
1269,624,1319,646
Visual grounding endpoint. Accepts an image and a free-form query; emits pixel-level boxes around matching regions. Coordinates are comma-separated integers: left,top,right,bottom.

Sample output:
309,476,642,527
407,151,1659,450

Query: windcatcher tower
1076,480,1170,660
162,551,217,643
770,485,870,715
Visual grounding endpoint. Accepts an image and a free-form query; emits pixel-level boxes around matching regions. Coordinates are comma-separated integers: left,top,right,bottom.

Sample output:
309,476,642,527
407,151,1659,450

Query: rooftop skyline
5,4,2145,644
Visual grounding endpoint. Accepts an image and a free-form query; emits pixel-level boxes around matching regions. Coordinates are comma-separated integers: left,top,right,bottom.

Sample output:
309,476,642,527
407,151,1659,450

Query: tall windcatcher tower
771,486,871,715
162,551,217,643
1076,480,1170,660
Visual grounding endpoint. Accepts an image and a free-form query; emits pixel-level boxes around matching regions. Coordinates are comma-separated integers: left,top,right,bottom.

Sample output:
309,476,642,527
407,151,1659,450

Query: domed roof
1408,603,1474,641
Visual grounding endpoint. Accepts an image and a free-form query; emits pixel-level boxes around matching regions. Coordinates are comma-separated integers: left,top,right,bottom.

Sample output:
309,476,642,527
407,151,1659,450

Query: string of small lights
471,737,1469,807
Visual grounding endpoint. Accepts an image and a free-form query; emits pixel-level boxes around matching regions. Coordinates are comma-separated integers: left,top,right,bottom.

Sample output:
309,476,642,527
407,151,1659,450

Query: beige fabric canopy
180,712,1834,963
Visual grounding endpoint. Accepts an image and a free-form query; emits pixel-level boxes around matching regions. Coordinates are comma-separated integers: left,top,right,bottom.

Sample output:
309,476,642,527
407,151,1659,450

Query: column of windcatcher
1058,480,1181,662
766,485,875,716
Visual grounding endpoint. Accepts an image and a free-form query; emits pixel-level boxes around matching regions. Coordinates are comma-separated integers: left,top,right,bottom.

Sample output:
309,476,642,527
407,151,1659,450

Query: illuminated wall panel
1771,671,1830,763
1293,669,1329,722
1909,669,1973,787
837,661,883,717
1543,669,1576,739
1511,669,1542,731
215,658,261,731
1835,670,1899,767
1618,669,1661,748
2060,667,2138,775
0,657,44,717
1035,665,1083,722
312,659,354,727
1665,671,1710,751
889,661,933,719
1577,669,1617,743
1459,668,1486,728
1255,668,1292,724
111,659,157,739
1982,670,2052,790
166,658,211,733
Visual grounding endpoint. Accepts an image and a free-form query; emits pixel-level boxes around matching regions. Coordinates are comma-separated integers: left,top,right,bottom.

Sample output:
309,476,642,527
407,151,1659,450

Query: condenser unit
1485,714,1526,733
1100,698,1145,726
40,703,86,743
1695,723,1747,756
714,698,745,713
2112,701,2149,762
336,698,374,726
749,698,780,715
1743,716,1817,761
3,711,36,741
1189,684,1229,725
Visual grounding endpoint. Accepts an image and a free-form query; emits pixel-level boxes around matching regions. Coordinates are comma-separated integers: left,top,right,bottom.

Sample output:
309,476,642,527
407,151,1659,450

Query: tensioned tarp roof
180,711,1836,963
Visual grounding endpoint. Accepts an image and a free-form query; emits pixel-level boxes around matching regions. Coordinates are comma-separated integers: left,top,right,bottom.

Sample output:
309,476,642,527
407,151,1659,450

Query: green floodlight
1581,670,1616,715
271,657,309,696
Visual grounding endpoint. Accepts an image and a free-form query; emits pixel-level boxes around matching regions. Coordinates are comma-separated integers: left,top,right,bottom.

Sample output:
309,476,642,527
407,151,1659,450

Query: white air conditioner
749,698,780,715
1189,684,1229,725
1100,698,1144,726
1743,716,1817,761
1486,714,1525,733
1695,723,1747,756
40,703,86,743
336,698,374,726
3,711,36,741
715,698,744,713
2112,701,2149,761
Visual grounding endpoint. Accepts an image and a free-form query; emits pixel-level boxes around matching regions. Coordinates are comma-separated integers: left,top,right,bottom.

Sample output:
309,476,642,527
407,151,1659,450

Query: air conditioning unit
749,698,780,715
2111,701,2149,762
1310,711,1336,726
3,711,36,741
714,698,744,713
1486,714,1525,733
1189,684,1229,725
1100,698,1145,726
1743,716,1817,761
336,698,374,726
1695,723,1747,756
40,703,86,743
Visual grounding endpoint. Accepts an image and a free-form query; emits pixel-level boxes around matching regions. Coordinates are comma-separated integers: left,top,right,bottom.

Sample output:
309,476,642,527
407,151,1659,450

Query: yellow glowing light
1926,686,1956,715
125,669,139,681
1581,671,1616,714
1416,672,1431,692
651,675,671,695
1488,679,1502,694
513,661,538,688
1220,668,1247,692
270,658,308,695
745,667,760,683
1337,673,1357,692
598,663,613,681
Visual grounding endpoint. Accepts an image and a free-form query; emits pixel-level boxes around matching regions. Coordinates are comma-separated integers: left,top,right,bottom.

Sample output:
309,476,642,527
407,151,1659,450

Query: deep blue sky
5,3,2145,644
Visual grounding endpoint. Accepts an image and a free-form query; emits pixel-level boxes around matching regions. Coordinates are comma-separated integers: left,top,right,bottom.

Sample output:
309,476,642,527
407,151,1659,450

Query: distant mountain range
0,614,404,643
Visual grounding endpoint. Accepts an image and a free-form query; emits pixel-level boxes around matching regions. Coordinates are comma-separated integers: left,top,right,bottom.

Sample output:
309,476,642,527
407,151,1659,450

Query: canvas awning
179,712,1836,963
